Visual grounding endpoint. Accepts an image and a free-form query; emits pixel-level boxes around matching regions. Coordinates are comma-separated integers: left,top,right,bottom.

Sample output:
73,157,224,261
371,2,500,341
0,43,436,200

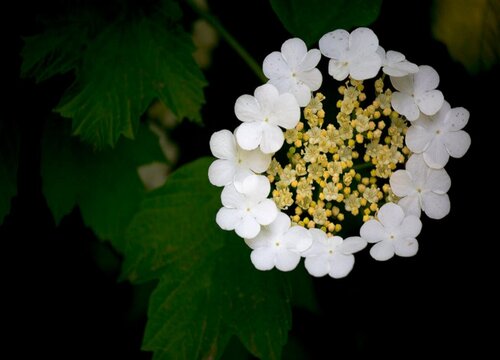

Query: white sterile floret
263,38,323,107
406,101,471,169
303,228,367,278
390,65,444,121
360,203,422,261
244,213,312,271
234,83,300,154
208,129,272,186
376,46,418,77
319,27,382,81
390,154,451,219
216,175,278,239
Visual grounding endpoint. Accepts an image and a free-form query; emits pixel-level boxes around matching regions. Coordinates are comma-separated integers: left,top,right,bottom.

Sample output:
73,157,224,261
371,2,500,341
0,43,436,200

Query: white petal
297,49,321,72
376,46,386,62
414,65,440,94
281,38,308,69
405,125,433,153
216,207,242,230
443,131,471,159
235,122,262,151
384,61,419,77
405,154,429,186
394,238,419,257
377,203,405,229
240,148,272,173
349,27,379,55
263,51,290,79
421,192,450,219
240,174,270,201
445,107,469,131
210,129,236,159
397,215,422,239
220,184,245,208
328,253,354,278
268,77,295,96
266,212,291,236
397,195,421,218
390,170,415,197
369,241,395,261
275,251,301,271
233,169,254,189
289,82,313,107
254,84,280,114
390,74,414,94
328,60,350,81
301,228,328,257
360,219,387,243
425,168,451,193
271,93,300,129
304,255,329,277
337,236,367,254
415,90,444,116
236,215,261,239
391,92,420,121
244,231,270,250
260,124,285,154
286,226,312,252
208,159,236,187
423,139,449,169
251,199,278,225
386,50,405,63
234,95,262,123
250,247,276,270
296,68,322,91
349,52,382,80
319,29,349,59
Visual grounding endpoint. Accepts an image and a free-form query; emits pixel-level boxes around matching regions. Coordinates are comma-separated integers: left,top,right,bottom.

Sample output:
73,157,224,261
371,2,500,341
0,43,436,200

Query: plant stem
186,0,267,83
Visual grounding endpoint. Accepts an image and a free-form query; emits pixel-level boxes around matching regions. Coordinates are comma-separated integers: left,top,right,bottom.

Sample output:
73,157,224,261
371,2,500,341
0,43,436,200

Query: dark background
1,0,493,358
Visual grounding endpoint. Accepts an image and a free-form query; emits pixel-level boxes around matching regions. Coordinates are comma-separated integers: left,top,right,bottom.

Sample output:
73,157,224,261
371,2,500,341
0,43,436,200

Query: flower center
267,76,410,237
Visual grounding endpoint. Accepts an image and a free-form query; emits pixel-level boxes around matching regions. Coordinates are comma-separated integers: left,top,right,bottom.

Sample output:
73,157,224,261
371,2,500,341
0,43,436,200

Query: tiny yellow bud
337,213,344,221
343,187,351,195
383,108,392,116
303,217,310,225
355,133,364,143
363,154,371,162
325,209,332,217
291,180,298,188
364,208,371,215
319,192,325,200
268,175,275,183
294,139,302,148
336,100,343,108
369,203,378,212
348,139,356,148
378,121,386,130
292,215,300,223
328,223,335,232
374,111,381,119
363,214,371,222
370,177,377,184
296,122,304,131
351,208,359,216
336,194,344,202
358,93,366,101
307,221,316,229
336,183,343,190
317,109,325,118
332,206,340,216
362,177,370,185
360,198,367,206
335,224,342,232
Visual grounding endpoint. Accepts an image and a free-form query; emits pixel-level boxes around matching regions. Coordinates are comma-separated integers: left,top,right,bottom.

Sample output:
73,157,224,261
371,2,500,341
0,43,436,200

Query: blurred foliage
432,0,500,74
0,122,19,225
270,0,383,45
41,118,165,252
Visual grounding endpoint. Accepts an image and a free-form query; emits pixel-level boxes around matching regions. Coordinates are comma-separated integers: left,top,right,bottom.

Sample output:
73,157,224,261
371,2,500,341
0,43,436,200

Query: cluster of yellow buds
267,76,409,236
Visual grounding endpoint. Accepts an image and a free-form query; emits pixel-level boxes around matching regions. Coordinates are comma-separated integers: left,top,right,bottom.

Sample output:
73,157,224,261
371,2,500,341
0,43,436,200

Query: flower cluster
209,28,471,277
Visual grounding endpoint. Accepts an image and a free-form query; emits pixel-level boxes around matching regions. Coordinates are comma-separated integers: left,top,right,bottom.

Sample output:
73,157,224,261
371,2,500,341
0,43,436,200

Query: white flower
319,27,382,81
390,154,451,219
303,229,367,278
390,65,444,121
406,101,471,169
234,84,300,154
244,213,312,271
263,38,323,107
216,175,278,239
208,129,272,186
360,203,422,261
376,46,418,77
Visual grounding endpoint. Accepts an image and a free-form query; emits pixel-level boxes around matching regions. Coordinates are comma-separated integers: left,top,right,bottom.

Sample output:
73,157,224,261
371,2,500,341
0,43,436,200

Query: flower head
406,101,471,168
360,203,422,261
216,175,278,239
390,154,451,219
390,65,444,121
263,38,322,107
208,130,272,186
303,229,366,278
319,27,381,81
244,212,312,271
377,47,418,77
234,84,300,153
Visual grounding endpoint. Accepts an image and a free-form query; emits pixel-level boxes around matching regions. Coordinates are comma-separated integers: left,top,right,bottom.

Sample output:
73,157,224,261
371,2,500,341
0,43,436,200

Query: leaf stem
186,0,267,83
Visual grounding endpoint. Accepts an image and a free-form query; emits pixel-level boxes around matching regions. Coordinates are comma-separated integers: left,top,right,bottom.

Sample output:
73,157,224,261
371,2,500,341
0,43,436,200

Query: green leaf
0,122,19,224
56,18,206,148
41,118,165,251
270,0,383,45
124,158,292,360
432,0,500,74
